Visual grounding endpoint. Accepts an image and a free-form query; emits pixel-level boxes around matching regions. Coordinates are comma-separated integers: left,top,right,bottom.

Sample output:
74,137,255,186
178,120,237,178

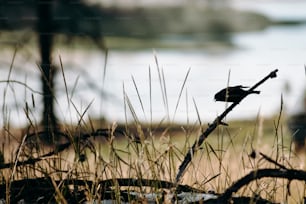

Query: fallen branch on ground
218,168,306,202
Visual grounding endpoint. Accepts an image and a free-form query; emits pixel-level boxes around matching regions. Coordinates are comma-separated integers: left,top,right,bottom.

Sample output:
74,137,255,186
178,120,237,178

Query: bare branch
175,69,279,183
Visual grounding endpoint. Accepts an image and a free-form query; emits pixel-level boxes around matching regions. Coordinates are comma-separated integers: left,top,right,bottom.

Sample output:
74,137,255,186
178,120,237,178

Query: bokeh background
0,0,305,128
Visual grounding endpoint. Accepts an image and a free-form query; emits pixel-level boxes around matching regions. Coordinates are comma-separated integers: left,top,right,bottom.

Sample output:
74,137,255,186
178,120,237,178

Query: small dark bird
214,85,260,102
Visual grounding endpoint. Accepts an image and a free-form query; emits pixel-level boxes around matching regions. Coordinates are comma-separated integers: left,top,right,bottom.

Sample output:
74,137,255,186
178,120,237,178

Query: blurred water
98,23,306,124
1,24,306,127
232,0,306,21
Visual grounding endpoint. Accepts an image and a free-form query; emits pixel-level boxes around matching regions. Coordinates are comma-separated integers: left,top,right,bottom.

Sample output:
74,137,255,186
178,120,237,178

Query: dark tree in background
36,0,57,141
34,0,107,143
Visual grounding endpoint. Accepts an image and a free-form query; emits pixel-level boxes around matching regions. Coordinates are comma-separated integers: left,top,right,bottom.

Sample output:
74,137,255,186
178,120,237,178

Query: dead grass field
1,114,305,203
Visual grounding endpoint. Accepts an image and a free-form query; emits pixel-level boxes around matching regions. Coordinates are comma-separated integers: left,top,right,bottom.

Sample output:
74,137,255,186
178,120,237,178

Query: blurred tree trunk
36,0,57,142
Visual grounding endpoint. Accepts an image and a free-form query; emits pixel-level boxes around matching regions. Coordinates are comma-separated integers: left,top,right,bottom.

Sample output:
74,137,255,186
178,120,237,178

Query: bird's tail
250,90,260,94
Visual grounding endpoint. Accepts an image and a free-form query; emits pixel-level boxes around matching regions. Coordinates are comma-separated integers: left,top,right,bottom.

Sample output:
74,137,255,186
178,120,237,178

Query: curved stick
219,168,306,202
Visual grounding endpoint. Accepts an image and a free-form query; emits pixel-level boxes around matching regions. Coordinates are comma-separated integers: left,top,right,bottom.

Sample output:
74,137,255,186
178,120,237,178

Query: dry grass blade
172,67,191,122
102,49,108,87
35,62,60,108
185,88,190,125
50,177,68,204
36,62,54,97
59,55,73,123
123,84,140,124
4,46,17,92
132,76,147,121
149,66,152,125
161,68,169,119
2,47,17,127
193,97,202,128
59,55,69,107
270,93,284,172
10,132,29,181
71,99,94,127
0,80,42,94
70,75,80,100
154,51,169,120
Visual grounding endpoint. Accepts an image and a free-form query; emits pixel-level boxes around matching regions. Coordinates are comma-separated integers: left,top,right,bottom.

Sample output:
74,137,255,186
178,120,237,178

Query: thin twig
0,80,42,94
259,151,287,170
